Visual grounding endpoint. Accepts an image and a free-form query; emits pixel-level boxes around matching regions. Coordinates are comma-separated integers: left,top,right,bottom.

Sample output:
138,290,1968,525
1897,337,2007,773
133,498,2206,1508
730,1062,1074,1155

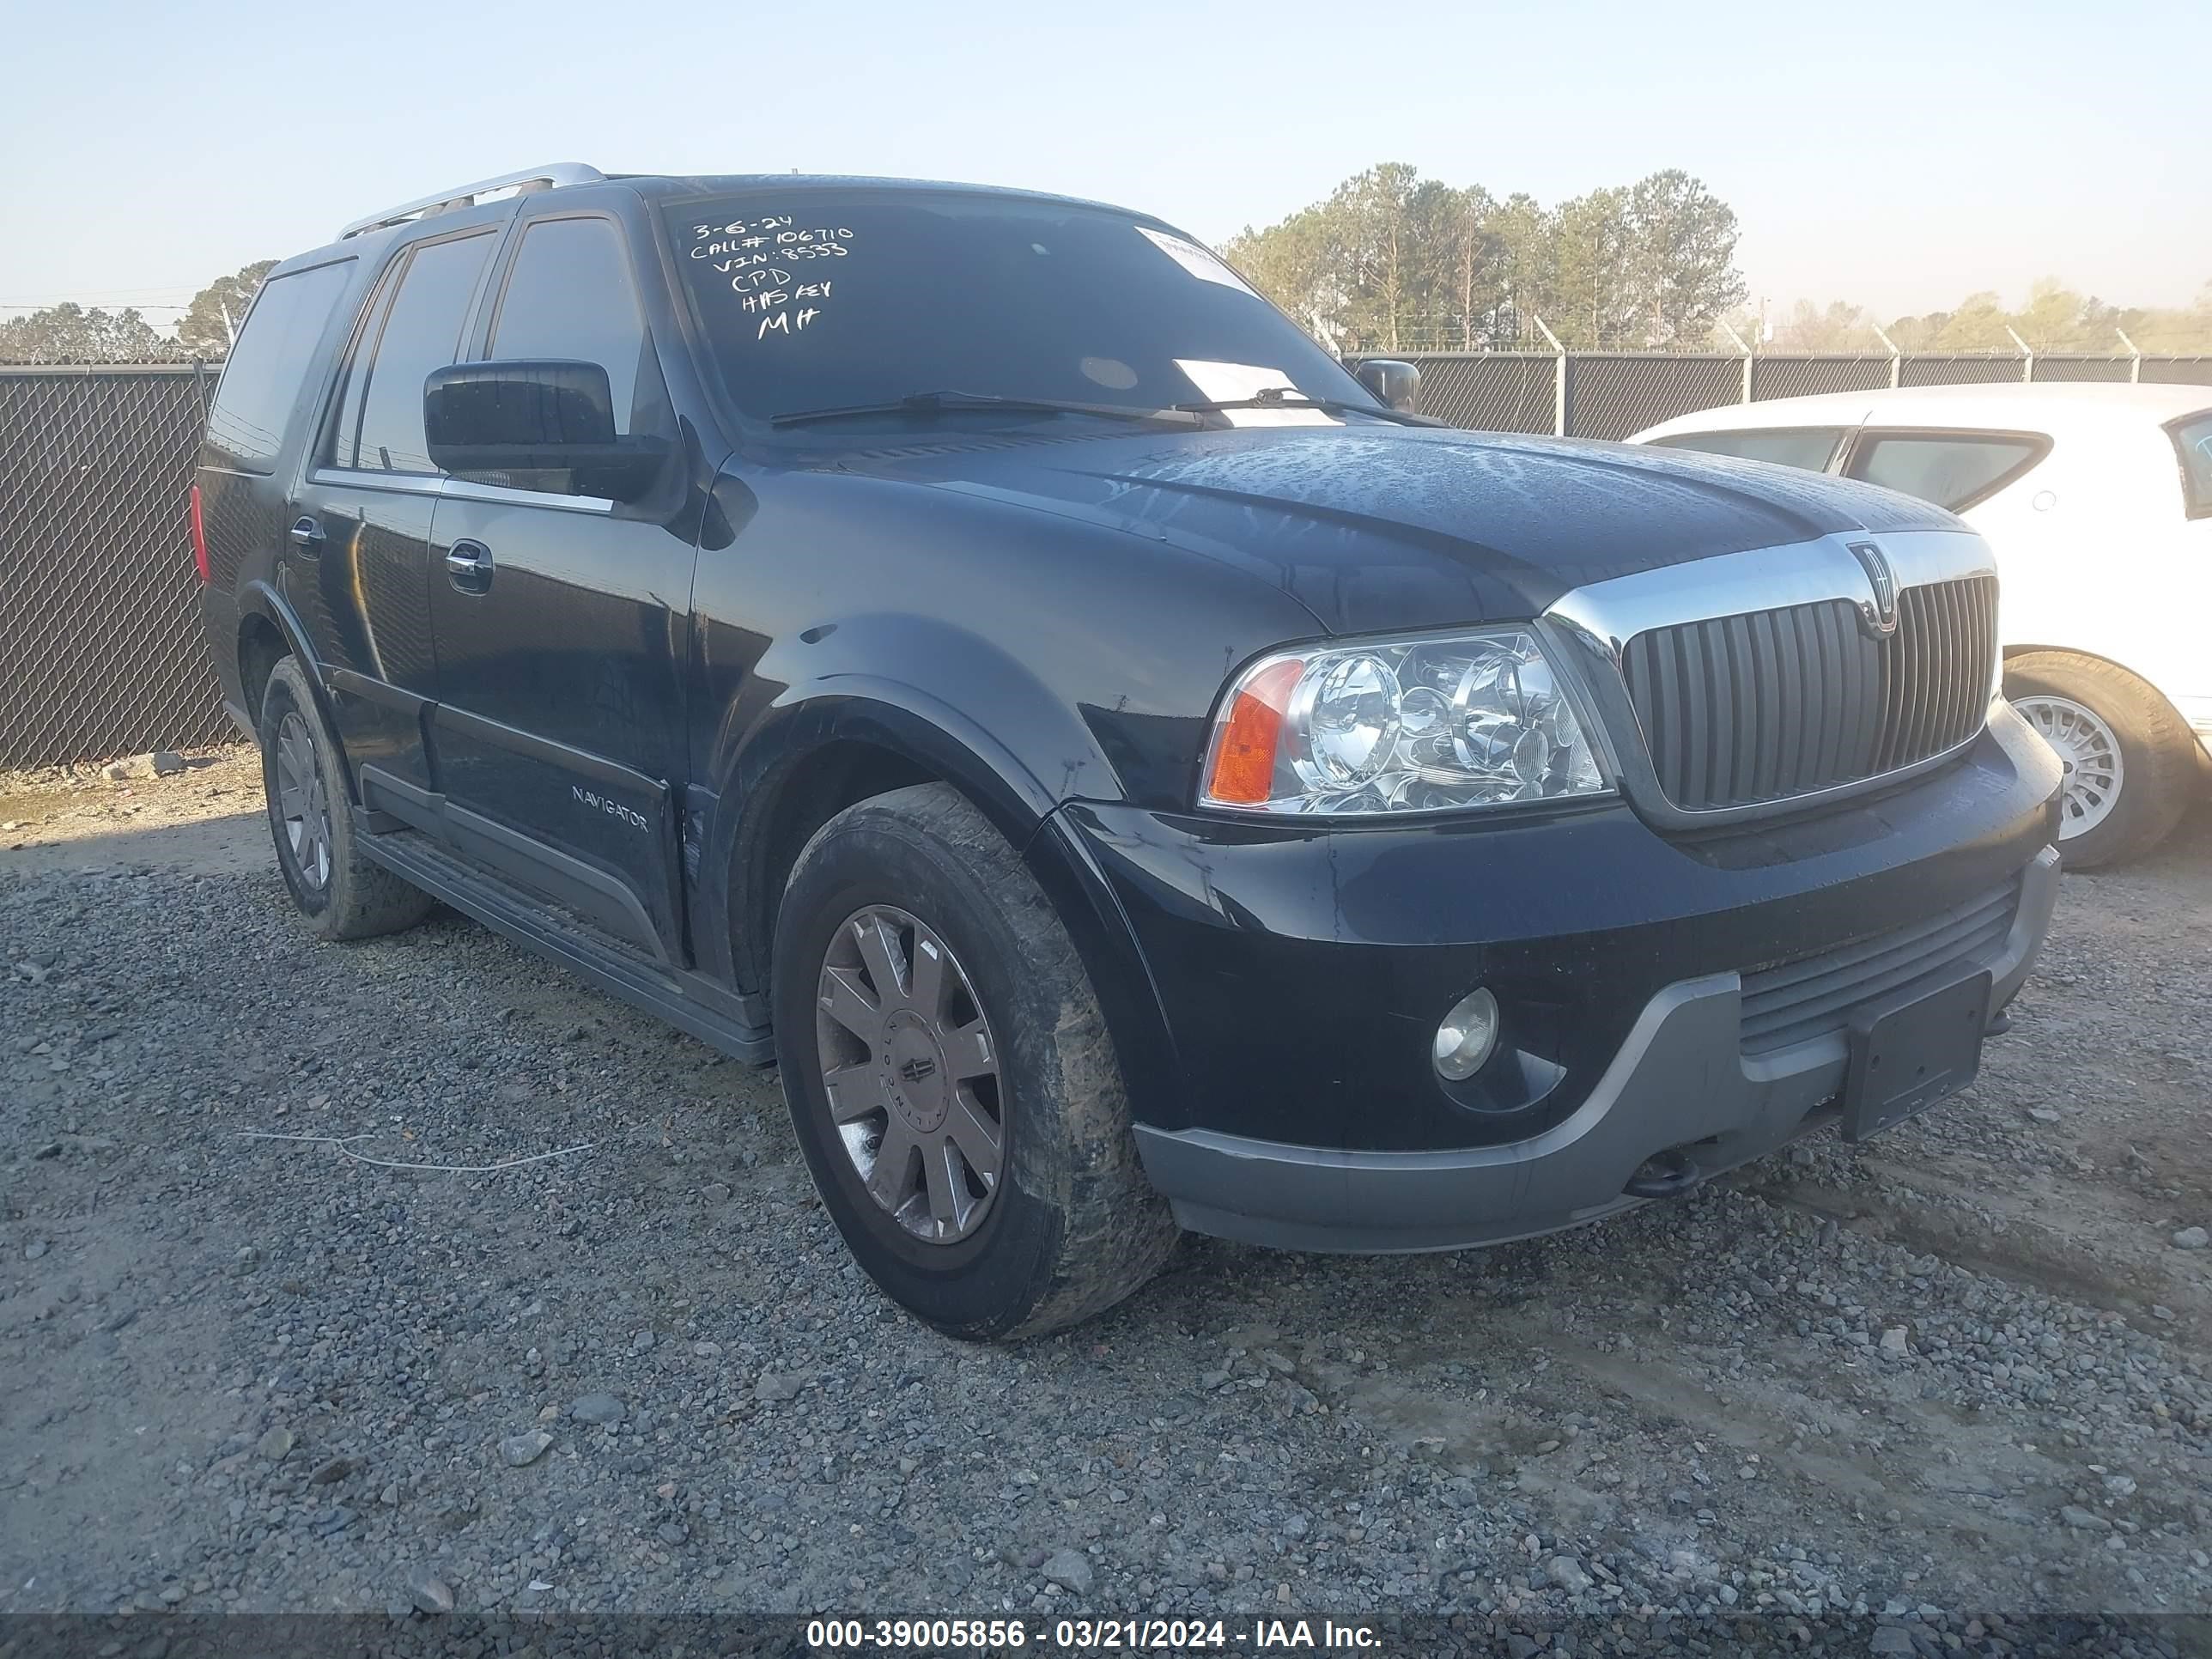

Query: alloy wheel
273,710,333,890
2015,694,2124,839
814,905,1006,1244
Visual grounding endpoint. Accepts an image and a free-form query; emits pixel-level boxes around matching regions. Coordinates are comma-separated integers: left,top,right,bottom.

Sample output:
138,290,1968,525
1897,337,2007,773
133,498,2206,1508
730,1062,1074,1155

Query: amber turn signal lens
1206,657,1304,805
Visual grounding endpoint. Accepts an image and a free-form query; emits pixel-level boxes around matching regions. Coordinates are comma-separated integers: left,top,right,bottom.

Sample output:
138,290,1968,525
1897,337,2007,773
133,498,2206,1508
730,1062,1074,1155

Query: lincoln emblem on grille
1847,542,1899,637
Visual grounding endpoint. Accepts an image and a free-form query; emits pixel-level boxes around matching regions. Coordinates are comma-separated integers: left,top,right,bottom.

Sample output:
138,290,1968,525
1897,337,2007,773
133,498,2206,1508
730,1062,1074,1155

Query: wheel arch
711,688,1184,1128
234,580,358,800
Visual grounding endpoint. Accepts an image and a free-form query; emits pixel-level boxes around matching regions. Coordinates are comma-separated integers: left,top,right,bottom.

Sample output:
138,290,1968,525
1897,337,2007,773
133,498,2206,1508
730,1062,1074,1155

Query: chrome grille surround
1545,531,2001,830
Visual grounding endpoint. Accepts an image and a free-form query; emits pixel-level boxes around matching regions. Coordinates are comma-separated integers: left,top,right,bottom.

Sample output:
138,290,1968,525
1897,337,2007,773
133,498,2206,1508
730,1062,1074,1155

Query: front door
423,213,695,963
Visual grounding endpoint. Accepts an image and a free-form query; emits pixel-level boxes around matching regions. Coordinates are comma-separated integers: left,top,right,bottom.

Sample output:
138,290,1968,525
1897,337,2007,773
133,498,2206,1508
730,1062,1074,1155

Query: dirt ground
1,750,2207,1640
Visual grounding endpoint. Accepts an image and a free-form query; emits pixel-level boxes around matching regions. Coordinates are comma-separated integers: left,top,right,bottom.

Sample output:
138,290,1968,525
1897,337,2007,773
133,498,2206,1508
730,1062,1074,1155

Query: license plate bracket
1841,969,1992,1144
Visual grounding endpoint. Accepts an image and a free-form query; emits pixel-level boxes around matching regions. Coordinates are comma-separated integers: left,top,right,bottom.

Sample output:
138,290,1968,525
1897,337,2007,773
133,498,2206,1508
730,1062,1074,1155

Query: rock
2060,1504,2112,1531
1880,1327,1910,1355
499,1431,554,1468
2172,1226,2209,1250
2027,1107,2061,1123
658,1522,689,1545
1546,1554,1593,1594
1869,1629,1916,1656
1506,1637,1540,1659
408,1569,454,1615
23,1240,49,1261
257,1427,295,1462
102,759,142,781
1042,1549,1094,1594
308,1455,356,1486
755,1371,806,1403
570,1392,626,1425
2104,1474,2137,1498
149,751,188,777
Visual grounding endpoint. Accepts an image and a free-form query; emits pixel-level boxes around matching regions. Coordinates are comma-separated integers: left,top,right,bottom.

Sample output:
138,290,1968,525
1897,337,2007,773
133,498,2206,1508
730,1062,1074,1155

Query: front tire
771,783,1176,1340
257,656,434,940
2005,651,2197,869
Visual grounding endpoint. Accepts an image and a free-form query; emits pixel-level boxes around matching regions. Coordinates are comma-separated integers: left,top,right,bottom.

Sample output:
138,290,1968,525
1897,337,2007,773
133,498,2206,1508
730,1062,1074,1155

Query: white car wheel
2014,694,2124,840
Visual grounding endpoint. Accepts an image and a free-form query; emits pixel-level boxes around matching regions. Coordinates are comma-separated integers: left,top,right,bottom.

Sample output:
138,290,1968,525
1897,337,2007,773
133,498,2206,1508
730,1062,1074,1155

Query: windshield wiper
1172,391,1441,426
771,390,1203,428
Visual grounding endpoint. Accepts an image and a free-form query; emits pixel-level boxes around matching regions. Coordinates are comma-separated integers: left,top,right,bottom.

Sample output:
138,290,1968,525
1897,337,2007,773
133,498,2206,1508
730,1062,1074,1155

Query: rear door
422,210,696,963
290,228,500,806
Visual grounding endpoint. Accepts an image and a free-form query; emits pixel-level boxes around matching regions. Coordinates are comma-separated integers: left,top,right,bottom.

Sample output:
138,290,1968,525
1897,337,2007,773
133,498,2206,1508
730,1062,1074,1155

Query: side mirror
423,360,665,501
1351,359,1421,414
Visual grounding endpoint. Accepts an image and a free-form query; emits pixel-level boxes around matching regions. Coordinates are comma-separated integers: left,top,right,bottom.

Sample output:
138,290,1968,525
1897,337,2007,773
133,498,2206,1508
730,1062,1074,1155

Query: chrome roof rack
336,163,606,241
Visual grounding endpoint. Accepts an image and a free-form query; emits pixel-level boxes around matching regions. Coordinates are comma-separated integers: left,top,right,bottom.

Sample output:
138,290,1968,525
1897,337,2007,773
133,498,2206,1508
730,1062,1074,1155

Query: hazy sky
3,0,2204,332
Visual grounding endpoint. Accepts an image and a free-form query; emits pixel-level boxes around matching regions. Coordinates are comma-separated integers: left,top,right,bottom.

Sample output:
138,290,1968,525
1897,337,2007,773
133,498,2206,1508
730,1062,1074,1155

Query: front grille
1738,875,2021,1054
1621,574,1996,812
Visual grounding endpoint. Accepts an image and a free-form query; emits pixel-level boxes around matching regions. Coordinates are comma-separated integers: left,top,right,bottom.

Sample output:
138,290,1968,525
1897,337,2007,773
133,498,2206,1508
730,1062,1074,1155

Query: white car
1632,383,2212,866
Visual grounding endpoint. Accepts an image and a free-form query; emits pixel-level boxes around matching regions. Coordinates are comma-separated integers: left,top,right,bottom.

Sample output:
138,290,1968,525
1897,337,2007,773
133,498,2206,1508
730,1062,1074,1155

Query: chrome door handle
289,516,326,550
444,538,494,594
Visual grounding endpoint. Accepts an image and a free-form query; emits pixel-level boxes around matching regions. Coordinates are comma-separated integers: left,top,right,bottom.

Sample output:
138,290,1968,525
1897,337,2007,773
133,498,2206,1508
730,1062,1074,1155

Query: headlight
1200,629,1611,816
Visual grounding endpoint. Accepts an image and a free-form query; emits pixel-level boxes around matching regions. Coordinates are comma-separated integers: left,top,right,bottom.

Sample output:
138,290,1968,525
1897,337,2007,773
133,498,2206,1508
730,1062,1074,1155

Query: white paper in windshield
1137,226,1257,295
1174,359,1340,427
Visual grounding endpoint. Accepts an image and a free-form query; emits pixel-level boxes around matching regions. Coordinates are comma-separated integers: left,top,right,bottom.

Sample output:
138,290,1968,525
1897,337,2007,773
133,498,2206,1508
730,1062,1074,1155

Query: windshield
666,190,1373,428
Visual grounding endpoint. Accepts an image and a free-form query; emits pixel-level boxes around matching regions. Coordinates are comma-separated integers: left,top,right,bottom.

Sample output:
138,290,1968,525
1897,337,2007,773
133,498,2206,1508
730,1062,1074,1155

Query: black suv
194,164,2063,1338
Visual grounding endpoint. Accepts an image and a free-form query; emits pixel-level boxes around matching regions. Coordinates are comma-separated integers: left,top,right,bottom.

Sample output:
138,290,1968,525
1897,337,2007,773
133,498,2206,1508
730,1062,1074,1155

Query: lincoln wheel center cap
880,1012,950,1133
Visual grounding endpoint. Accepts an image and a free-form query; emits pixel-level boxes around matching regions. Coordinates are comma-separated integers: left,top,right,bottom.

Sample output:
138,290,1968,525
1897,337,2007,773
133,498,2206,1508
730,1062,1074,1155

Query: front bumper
1135,844,2056,1251
1048,702,2063,1251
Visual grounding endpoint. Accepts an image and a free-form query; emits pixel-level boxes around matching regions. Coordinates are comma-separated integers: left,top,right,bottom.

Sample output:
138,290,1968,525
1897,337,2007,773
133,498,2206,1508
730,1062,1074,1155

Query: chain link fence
3,353,2211,769
0,365,230,769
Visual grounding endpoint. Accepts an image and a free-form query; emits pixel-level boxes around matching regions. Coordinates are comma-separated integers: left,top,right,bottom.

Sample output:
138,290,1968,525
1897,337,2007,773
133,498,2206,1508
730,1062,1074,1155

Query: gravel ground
1,752,2208,1649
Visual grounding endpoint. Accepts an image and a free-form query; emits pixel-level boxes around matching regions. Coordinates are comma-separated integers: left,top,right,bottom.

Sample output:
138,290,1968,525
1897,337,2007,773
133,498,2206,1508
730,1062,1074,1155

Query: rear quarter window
1846,432,2047,512
204,260,355,472
1650,428,1846,471
2170,412,2212,519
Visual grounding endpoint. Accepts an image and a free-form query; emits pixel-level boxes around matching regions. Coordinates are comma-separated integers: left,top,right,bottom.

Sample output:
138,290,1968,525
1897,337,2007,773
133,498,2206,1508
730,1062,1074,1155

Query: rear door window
2170,412,2212,519
204,260,354,471
1650,428,1846,471
1846,433,2046,511
331,232,495,474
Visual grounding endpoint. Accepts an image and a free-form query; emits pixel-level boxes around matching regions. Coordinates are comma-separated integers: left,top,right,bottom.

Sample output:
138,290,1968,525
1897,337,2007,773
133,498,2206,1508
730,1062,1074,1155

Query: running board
356,821,776,1066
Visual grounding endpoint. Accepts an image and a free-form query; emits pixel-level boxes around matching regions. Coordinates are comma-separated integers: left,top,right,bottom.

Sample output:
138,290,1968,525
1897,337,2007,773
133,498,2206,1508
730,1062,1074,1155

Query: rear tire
257,656,434,940
2005,650,2197,869
771,783,1176,1340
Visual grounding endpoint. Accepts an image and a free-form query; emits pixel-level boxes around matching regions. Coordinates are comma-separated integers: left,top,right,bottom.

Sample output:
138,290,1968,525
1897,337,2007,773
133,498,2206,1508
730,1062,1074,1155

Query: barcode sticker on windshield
1137,226,1256,295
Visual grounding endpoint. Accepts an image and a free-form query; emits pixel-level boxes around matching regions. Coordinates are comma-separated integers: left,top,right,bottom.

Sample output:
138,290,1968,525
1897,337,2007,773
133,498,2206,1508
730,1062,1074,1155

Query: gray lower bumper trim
1135,845,2061,1253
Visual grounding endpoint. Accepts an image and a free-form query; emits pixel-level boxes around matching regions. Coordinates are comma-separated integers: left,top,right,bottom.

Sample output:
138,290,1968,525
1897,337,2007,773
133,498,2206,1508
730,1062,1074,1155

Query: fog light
1432,988,1499,1080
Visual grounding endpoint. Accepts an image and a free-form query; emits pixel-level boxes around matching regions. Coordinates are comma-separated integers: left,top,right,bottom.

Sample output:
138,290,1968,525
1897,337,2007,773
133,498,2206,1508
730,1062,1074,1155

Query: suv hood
843,422,1959,635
